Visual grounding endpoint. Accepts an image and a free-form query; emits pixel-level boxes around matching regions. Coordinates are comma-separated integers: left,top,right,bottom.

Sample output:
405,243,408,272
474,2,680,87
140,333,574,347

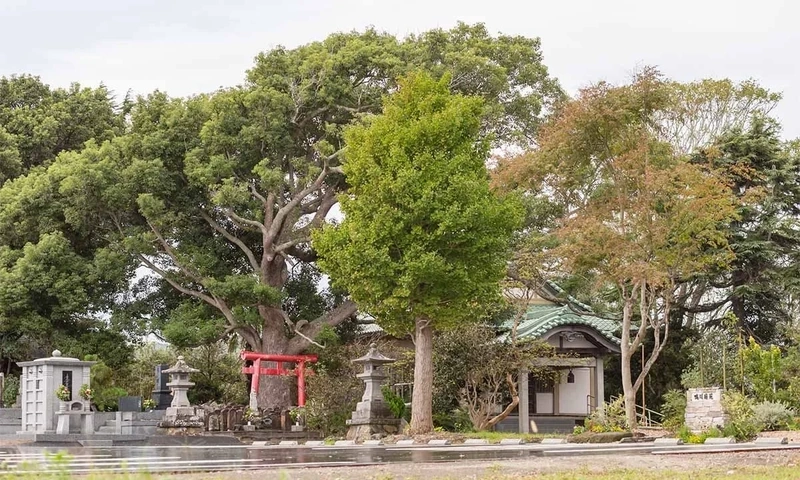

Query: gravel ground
165,450,800,480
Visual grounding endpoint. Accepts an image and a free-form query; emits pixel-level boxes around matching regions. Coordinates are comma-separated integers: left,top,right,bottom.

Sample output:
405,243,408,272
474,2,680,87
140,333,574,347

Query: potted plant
79,384,92,410
55,384,70,411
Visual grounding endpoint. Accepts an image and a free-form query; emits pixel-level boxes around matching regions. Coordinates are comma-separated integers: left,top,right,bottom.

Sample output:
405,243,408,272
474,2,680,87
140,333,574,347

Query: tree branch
285,300,358,354
199,209,260,274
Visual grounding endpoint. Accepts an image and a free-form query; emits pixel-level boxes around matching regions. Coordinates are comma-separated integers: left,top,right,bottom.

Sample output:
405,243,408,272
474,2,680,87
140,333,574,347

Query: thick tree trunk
254,321,292,410
409,317,434,434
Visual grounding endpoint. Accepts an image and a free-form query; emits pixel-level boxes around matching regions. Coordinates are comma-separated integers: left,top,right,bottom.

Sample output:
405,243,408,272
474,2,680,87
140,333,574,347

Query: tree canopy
314,71,523,432
0,24,560,408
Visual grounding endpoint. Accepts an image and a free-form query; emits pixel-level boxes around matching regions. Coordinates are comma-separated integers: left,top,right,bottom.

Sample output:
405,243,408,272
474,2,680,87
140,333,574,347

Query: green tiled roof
501,304,621,345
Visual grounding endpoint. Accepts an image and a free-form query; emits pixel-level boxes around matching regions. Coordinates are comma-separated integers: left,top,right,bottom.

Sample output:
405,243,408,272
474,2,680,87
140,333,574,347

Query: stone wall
684,387,726,432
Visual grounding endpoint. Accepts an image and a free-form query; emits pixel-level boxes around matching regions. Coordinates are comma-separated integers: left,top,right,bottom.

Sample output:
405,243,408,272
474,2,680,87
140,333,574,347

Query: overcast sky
2,0,798,138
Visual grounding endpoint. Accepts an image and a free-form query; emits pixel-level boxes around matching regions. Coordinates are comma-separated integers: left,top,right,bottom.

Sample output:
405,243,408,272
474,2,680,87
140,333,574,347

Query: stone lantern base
157,406,206,435
345,399,401,441
346,417,401,441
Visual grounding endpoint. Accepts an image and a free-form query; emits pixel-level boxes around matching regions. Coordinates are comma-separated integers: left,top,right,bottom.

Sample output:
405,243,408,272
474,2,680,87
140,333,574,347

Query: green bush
722,391,760,440
382,386,410,422
432,408,472,432
585,397,627,433
660,390,687,430
678,425,723,444
753,400,794,431
3,375,19,407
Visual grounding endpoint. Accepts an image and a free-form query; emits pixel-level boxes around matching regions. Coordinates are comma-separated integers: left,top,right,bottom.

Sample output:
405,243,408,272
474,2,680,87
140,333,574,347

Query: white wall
558,368,591,415
536,393,554,414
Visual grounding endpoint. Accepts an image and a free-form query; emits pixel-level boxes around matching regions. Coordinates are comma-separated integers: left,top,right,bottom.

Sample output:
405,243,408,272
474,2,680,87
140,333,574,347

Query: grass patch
462,430,563,442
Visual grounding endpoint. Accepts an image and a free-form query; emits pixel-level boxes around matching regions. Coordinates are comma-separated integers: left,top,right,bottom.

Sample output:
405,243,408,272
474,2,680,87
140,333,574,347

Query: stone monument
685,387,726,432
152,363,172,410
157,356,205,434
346,343,401,441
18,350,95,434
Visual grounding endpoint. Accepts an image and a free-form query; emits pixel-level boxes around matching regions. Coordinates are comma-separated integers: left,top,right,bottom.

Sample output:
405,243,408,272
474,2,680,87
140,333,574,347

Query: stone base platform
346,418,401,442
32,433,147,445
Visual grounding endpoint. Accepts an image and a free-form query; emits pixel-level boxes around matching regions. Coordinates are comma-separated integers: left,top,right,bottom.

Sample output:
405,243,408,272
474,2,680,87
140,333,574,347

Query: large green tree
0,75,120,184
3,24,560,408
689,118,800,341
0,75,127,369
314,72,523,433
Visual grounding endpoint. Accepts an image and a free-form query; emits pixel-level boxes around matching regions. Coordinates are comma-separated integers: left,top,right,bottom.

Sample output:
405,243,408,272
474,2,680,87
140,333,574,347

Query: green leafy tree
689,119,800,341
0,74,120,183
314,72,523,433
5,25,558,409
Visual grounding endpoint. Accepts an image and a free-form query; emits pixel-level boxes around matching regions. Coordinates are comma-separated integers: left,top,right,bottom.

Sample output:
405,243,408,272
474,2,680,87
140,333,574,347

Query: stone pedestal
685,387,726,432
346,344,401,441
157,357,204,435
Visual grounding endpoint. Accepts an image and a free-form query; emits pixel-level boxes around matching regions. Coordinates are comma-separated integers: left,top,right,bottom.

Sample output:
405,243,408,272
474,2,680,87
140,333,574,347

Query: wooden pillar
518,369,529,433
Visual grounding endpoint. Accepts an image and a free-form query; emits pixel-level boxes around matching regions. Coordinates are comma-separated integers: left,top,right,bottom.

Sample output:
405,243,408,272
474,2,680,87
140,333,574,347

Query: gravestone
685,387,726,432
152,364,172,410
118,396,142,412
18,350,95,434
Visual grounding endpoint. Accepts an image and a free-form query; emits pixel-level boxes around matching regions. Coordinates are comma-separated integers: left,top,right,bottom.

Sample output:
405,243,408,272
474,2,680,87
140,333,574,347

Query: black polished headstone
119,395,142,412
61,370,73,401
152,363,173,409
154,364,170,391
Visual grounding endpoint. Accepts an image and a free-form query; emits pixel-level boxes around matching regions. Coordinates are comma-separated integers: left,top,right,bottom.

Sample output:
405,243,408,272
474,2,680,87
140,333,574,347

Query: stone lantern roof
352,344,395,365
163,356,199,375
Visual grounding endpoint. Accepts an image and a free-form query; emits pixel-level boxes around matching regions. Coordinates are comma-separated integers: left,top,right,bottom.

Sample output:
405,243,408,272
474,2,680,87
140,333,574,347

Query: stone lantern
163,356,198,408
157,356,205,433
346,343,401,441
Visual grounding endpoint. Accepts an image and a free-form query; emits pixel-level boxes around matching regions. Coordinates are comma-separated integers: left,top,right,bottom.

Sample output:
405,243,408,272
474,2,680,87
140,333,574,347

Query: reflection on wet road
0,444,551,474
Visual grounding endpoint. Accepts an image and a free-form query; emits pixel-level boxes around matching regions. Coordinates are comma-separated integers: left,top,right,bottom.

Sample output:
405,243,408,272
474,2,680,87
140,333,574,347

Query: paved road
1,442,798,475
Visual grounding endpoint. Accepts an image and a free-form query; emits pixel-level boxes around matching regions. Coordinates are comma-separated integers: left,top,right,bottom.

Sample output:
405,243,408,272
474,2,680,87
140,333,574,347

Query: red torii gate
240,351,318,408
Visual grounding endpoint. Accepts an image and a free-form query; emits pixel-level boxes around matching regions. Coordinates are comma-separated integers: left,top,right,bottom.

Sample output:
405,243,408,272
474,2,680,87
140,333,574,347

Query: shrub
753,400,795,431
661,390,687,430
382,386,409,421
678,425,723,444
3,375,19,407
584,397,627,433
432,408,472,432
721,391,759,440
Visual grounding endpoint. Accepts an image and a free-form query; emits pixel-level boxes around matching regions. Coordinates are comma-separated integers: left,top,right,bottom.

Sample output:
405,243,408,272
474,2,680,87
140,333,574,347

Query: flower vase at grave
59,401,68,413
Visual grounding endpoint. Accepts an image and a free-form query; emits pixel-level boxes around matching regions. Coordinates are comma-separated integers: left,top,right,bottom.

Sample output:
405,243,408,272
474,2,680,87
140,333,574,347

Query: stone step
427,439,451,446
754,437,788,445
463,439,489,445
499,438,524,445
653,438,684,446
541,438,568,445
